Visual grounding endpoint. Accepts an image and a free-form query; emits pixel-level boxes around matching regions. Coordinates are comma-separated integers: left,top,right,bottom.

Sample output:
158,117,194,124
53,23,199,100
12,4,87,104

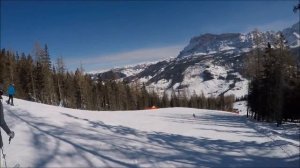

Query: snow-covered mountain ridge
178,22,299,58
91,22,299,98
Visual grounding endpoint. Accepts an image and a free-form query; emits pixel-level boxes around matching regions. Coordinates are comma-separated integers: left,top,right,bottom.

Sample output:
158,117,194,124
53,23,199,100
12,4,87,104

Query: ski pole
1,148,7,168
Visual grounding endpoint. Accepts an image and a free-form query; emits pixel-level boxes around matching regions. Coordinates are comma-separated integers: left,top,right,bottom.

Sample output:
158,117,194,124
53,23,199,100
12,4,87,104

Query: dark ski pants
0,101,12,148
7,95,14,105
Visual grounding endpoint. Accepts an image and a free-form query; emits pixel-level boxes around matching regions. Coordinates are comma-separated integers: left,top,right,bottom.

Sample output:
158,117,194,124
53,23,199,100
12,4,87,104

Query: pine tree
161,91,170,108
246,32,299,123
55,56,65,106
0,49,5,83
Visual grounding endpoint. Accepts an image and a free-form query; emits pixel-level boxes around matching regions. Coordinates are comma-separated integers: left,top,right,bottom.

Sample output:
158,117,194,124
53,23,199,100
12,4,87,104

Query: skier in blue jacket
6,83,15,106
0,85,15,148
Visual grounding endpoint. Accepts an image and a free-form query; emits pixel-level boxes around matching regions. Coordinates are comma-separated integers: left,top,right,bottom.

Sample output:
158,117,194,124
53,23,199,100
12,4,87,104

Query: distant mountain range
90,22,300,98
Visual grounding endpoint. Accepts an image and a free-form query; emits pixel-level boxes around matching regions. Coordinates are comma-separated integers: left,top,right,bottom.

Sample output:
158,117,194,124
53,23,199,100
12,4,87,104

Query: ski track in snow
1,97,299,167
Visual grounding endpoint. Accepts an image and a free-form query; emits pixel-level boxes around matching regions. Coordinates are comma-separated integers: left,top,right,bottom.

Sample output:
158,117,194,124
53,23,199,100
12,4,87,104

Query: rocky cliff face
178,22,299,58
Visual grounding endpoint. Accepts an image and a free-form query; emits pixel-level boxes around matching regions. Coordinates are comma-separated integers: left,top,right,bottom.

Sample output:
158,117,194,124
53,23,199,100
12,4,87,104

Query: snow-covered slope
92,53,248,98
1,97,299,167
145,57,248,98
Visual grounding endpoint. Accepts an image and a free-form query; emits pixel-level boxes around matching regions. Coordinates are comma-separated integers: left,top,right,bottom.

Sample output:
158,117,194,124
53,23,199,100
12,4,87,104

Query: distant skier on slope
6,83,15,106
0,85,15,148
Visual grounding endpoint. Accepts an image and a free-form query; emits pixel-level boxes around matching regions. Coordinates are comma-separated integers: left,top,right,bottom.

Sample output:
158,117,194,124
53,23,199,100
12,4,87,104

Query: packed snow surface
1,97,299,167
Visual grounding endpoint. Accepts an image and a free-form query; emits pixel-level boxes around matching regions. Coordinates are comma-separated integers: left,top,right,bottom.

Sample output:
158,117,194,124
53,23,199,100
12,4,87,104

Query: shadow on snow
5,107,299,168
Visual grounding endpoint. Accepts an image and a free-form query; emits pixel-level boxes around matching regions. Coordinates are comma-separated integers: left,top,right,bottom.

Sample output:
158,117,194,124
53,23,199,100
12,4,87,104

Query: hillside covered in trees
0,44,235,111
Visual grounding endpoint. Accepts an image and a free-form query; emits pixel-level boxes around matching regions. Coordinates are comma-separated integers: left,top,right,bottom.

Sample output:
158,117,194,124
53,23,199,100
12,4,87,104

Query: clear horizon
1,0,299,72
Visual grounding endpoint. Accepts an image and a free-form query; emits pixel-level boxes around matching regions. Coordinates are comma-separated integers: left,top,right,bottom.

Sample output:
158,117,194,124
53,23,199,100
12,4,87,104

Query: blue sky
1,0,299,72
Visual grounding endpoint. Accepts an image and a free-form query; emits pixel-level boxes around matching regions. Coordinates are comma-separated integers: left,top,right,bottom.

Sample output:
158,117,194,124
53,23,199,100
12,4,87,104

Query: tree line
0,43,235,111
246,32,300,125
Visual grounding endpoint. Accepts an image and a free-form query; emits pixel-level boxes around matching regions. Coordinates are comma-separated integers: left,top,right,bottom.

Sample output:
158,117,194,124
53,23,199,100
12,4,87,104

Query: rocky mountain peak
178,22,299,58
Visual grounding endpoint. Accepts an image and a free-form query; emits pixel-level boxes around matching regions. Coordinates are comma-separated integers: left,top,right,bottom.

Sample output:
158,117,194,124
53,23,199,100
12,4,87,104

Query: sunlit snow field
1,97,299,167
